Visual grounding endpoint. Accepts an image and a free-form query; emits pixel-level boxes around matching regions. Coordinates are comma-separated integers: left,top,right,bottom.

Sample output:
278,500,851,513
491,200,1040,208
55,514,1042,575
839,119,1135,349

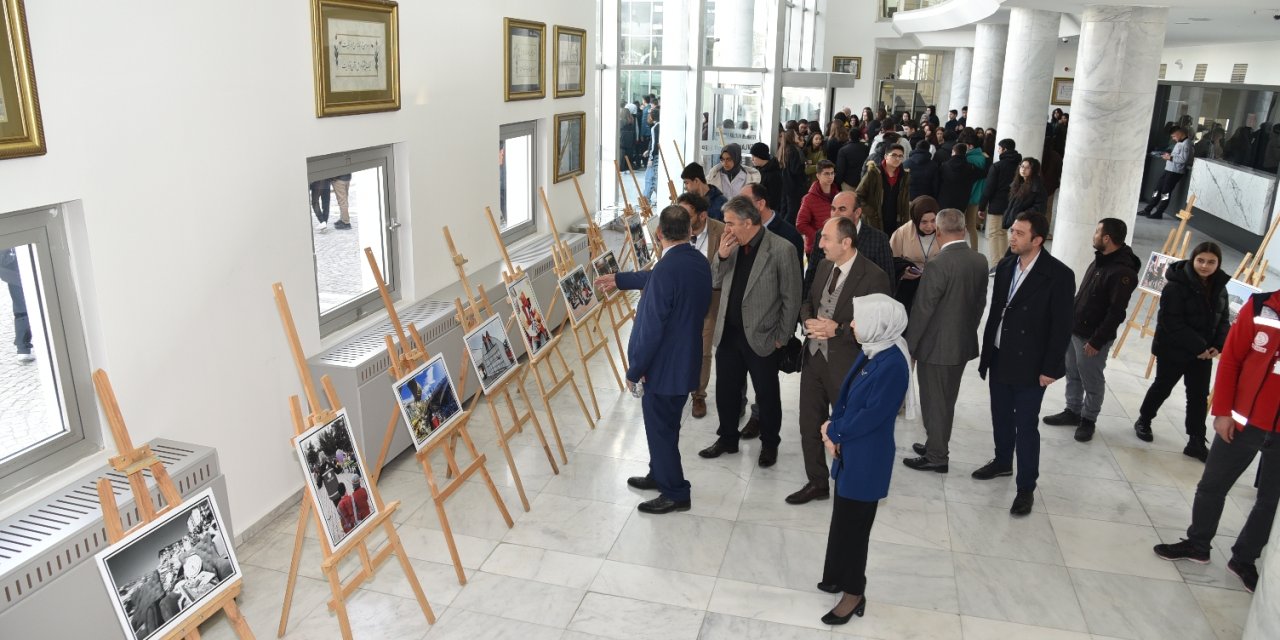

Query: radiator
0,439,228,639
308,232,591,473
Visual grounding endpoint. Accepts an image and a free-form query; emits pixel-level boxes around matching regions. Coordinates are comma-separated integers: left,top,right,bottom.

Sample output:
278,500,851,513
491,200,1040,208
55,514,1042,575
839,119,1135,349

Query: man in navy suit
608,205,713,514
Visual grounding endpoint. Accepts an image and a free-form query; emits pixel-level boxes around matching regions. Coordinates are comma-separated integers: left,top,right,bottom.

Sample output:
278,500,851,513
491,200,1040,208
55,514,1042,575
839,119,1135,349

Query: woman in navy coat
818,293,911,625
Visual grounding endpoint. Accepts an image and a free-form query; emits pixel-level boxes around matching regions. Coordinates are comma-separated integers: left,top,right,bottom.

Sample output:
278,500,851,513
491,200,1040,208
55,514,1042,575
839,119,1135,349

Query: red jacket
1211,292,1280,432
795,181,838,253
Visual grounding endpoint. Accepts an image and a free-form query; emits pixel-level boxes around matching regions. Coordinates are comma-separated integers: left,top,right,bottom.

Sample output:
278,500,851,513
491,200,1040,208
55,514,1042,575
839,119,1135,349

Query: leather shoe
971,459,1013,480
1134,418,1154,442
816,581,841,594
902,456,948,473
692,397,707,419
785,483,830,505
627,475,658,490
1074,418,1096,442
912,442,927,456
698,441,739,459
637,496,691,514
1010,490,1034,516
739,417,761,439
758,447,778,468
1043,409,1082,426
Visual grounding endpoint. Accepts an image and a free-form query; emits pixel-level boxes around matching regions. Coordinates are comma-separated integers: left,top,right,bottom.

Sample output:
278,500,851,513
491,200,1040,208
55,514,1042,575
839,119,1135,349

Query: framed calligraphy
0,0,45,160
504,18,546,101
553,111,585,183
553,26,586,99
1051,77,1073,106
310,0,400,117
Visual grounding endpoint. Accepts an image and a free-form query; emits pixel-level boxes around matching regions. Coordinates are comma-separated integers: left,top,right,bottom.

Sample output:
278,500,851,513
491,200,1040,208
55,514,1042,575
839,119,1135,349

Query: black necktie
828,267,841,295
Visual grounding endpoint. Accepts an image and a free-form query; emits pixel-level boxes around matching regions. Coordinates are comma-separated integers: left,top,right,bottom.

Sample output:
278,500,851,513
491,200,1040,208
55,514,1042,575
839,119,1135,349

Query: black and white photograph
507,274,553,358
95,489,240,640
558,264,600,326
1138,252,1177,295
464,313,519,393
393,353,463,450
591,250,622,300
293,410,378,552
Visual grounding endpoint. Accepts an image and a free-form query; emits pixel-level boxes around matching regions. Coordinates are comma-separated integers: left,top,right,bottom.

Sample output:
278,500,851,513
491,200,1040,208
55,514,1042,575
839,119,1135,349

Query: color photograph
464,313,519,393
95,490,240,640
507,274,553,358
393,354,462,450
559,264,600,326
1226,278,1260,325
1138,252,1177,295
591,250,622,300
631,222,655,268
293,410,378,552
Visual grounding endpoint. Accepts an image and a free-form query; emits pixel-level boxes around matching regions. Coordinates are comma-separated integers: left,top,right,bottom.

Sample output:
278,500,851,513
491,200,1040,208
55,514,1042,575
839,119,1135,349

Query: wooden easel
361,248,512,585
658,141,679,201
672,140,686,168
1232,209,1280,287
93,370,255,640
442,225,561,511
573,176,637,370
624,156,656,219
1113,196,1195,364
613,160,653,273
272,283,435,639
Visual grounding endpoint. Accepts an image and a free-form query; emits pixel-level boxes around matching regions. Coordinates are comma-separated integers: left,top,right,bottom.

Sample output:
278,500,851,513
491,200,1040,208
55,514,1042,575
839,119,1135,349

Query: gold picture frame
0,0,45,160
310,0,401,118
553,25,586,98
504,18,546,101
1051,77,1074,106
832,56,861,79
553,111,585,183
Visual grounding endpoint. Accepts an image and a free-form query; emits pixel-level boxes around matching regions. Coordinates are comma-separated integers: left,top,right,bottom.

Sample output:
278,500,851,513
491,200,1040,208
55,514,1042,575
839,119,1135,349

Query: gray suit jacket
712,228,802,357
906,240,989,365
801,255,892,376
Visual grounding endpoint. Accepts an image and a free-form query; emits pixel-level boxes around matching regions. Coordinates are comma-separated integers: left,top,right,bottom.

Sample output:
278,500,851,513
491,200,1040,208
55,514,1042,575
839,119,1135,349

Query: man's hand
1214,416,1236,443
1039,375,1057,387
805,317,838,339
594,274,617,293
718,231,739,259
1197,348,1214,360
1084,343,1100,357
1161,152,1172,161
821,421,837,457
626,378,642,395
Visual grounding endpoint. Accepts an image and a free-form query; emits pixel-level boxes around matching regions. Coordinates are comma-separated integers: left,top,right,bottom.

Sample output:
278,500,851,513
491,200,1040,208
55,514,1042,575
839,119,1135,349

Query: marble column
949,47,973,113
995,9,1059,165
966,24,1008,130
1053,6,1167,280
1245,511,1280,636
711,0,755,67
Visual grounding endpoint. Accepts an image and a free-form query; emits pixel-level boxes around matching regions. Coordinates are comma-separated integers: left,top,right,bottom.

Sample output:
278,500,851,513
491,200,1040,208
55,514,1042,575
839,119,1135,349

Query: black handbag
778,336,804,374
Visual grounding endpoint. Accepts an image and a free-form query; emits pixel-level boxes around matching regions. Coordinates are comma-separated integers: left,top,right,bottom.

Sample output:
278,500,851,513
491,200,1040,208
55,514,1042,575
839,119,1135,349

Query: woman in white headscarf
817,293,912,626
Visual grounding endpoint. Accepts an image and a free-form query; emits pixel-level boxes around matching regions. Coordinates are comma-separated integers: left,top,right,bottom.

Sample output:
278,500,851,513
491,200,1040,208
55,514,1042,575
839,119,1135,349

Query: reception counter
1185,158,1278,236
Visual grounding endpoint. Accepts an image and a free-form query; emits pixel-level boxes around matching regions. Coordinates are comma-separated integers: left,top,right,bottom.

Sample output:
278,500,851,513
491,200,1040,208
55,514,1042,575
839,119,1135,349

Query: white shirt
826,252,857,293
940,239,967,250
995,249,1041,349
691,225,710,255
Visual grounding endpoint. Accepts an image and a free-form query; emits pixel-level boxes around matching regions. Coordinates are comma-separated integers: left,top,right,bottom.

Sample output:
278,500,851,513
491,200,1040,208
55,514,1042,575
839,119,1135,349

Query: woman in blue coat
818,293,911,625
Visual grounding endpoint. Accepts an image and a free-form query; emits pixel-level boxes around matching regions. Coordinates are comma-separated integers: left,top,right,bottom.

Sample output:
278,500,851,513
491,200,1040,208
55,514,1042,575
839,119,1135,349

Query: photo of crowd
591,250,622,300
293,411,377,551
507,275,552,358
394,354,463,450
559,264,600,326
631,224,654,268
464,313,519,393
1139,252,1177,295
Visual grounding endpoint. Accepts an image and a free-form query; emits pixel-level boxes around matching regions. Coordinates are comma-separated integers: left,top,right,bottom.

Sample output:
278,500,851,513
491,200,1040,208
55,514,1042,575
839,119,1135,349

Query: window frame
306,145,400,338
0,205,101,493
499,121,539,245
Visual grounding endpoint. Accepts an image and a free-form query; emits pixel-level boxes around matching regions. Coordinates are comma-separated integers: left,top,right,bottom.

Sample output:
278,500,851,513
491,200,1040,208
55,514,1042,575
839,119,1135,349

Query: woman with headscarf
818,293,912,626
706,142,761,200
889,196,943,314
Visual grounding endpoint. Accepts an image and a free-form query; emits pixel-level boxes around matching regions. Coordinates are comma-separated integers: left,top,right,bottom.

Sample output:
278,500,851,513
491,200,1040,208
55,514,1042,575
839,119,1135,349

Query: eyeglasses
887,154,904,159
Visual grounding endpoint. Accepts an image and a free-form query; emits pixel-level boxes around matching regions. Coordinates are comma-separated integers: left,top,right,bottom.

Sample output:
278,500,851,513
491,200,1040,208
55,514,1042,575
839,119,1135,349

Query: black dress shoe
816,581,841,594
1010,490,1034,516
785,483,830,505
627,475,658,490
698,441,739,458
912,442,927,456
1134,418,1154,442
637,496,691,514
971,459,1013,480
739,417,761,439
758,447,778,468
902,456,949,473
821,596,866,625
1184,440,1209,462
1043,409,1081,426
1074,419,1096,442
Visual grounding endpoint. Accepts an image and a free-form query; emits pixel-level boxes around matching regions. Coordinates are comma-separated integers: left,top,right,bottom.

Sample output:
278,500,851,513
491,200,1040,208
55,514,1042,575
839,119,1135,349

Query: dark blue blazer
827,344,908,501
623,243,713,394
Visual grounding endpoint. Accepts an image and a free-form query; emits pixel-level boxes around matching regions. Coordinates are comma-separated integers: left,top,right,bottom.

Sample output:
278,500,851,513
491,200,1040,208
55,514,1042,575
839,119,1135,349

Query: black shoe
627,475,658,490
785,483,830,505
1147,214,1164,220
912,442,927,456
821,596,866,626
637,496,691,514
739,417,761,439
971,459,1013,480
1137,210,1151,218
1134,418,1154,442
1228,558,1259,593
1153,539,1210,564
758,447,778,468
902,456,949,473
1043,409,1082,426
333,220,352,230
1010,490,1034,516
698,441,739,459
816,581,841,594
1074,418,1096,442
1184,440,1209,462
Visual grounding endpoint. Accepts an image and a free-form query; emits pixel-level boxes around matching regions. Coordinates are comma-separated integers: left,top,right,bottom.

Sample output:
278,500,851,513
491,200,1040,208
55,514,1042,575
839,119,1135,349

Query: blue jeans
644,161,659,202
989,376,1047,492
7,281,31,355
643,391,691,502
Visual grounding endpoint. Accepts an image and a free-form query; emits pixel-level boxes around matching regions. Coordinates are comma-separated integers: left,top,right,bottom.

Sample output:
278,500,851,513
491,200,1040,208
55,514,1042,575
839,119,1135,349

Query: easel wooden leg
222,596,255,640
370,406,401,484
422,454,467,585
323,566,355,640
515,384,560,475
488,400,532,511
530,361,570,464
463,428,516,528
571,341,603,418
277,499,313,638
383,519,437,625
592,320,626,389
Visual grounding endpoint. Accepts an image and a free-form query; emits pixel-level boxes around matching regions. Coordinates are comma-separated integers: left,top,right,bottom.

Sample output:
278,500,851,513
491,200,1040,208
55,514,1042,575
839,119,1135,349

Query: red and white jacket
1212,292,1280,432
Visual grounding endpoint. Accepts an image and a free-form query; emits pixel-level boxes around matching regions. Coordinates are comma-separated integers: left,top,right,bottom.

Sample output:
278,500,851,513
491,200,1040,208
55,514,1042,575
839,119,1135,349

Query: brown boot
692,397,707,418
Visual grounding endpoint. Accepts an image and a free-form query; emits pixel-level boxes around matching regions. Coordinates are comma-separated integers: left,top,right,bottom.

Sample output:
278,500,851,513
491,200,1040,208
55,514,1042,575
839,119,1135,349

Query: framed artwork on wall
553,25,586,98
832,56,861,79
0,0,45,160
1051,77,1074,106
553,111,585,183
309,0,401,117
504,18,546,101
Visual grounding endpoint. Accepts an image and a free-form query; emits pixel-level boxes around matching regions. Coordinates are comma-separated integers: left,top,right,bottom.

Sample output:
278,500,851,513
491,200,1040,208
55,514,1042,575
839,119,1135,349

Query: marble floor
207,213,1264,640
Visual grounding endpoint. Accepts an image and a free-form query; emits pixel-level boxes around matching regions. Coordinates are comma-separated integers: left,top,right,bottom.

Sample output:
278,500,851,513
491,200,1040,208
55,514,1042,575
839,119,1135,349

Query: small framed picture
591,250,622,300
0,0,46,160
553,25,586,98
309,0,401,117
504,18,546,101
507,274,554,358
559,264,601,327
1226,278,1261,325
630,222,655,269
95,489,241,640
393,353,463,451
1138,252,1177,295
1051,77,1073,106
554,111,585,183
464,313,520,394
293,410,379,553
832,56,861,79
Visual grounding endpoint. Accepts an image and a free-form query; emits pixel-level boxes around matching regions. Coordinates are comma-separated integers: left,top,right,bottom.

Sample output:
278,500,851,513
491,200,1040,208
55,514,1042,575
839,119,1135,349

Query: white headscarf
852,293,920,420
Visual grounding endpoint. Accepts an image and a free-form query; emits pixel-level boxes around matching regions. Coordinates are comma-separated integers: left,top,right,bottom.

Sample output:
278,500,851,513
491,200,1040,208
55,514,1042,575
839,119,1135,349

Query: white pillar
995,9,1059,165
949,47,973,113
711,0,755,68
967,24,1008,130
1053,6,1167,280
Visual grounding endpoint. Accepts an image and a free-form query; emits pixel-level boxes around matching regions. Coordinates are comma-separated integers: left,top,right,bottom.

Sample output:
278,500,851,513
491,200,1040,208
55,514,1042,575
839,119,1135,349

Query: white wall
0,0,598,533
822,2,898,114
1047,39,1077,117
1161,41,1280,85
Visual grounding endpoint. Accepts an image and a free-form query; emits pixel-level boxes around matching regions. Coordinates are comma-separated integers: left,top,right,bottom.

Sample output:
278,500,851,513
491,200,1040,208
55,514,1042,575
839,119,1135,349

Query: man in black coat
974,212,1075,517
904,140,940,200
803,191,895,298
1043,219,1140,442
979,139,1022,267
937,144,985,212
835,130,870,192
750,142,784,213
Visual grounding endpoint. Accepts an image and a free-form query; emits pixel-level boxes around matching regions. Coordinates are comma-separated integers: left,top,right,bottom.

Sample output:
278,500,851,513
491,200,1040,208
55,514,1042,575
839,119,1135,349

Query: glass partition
1150,82,1280,172
700,71,766,168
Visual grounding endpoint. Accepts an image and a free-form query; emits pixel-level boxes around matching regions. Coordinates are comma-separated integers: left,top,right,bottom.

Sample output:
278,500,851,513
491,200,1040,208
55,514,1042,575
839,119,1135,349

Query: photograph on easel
1226,278,1261,324
95,489,240,640
591,250,622,300
393,353,463,450
464,313,520,393
293,410,378,552
507,274,553,358
631,223,655,268
558,264,600,326
1138,252,1177,295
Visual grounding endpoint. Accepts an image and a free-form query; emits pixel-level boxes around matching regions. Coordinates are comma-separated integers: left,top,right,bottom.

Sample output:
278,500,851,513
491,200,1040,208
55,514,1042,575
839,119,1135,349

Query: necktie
828,267,841,295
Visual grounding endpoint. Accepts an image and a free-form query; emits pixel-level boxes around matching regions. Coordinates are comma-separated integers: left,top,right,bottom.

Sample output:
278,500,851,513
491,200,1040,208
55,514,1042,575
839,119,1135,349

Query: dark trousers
7,281,31,354
1138,356,1212,440
309,179,332,223
1141,170,1185,217
643,392,691,502
798,351,841,485
1187,425,1279,564
989,372,1047,492
822,496,878,595
716,325,782,448
919,361,966,464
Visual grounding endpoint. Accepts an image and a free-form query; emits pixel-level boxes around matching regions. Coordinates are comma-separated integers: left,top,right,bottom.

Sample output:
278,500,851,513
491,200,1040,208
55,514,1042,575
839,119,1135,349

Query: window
703,0,772,68
0,205,99,490
875,50,945,118
306,146,398,337
784,0,821,71
499,122,537,243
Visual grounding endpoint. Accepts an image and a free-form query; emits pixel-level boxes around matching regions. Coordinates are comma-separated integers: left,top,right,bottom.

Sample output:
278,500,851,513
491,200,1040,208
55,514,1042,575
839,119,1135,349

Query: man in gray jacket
902,209,990,472
1138,126,1193,220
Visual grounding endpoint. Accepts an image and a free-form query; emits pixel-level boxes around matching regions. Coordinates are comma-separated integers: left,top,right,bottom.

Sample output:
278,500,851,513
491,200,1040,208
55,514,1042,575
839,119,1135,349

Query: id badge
1272,359,1280,376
